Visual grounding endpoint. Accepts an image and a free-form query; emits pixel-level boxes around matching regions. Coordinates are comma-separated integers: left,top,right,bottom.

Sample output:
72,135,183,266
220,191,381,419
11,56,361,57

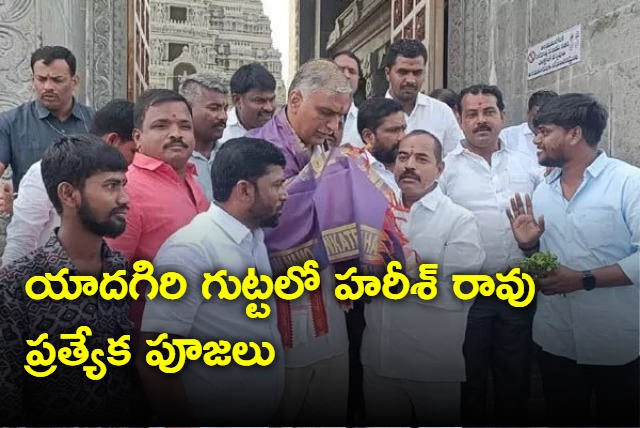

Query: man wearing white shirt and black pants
507,93,639,427
500,90,557,159
333,50,365,147
361,130,485,425
137,137,288,425
439,85,543,426
384,39,464,156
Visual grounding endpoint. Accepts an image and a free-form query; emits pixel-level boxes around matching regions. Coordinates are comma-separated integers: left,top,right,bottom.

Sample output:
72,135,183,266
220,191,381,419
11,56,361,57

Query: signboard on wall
527,25,581,80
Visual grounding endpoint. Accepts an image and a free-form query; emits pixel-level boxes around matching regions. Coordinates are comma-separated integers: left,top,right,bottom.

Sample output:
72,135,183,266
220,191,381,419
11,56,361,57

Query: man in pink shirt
107,89,209,266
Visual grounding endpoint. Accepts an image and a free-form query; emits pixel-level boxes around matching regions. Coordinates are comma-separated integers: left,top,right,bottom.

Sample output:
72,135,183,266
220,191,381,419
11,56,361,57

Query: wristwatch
582,270,596,291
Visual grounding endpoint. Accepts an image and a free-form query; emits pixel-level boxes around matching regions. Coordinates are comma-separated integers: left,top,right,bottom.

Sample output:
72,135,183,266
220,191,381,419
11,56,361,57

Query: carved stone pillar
85,0,129,108
0,0,39,112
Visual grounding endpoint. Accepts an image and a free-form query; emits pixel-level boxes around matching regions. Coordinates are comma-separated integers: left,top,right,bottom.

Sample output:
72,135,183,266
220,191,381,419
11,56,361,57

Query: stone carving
0,0,33,22
415,6,426,41
150,0,286,104
0,0,36,111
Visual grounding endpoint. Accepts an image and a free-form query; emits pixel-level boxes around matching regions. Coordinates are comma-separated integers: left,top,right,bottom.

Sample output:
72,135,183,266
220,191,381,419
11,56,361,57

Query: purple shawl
248,109,407,348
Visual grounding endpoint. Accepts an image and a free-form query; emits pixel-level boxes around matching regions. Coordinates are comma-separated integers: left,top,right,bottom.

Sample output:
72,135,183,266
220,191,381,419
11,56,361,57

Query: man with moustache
249,59,409,426
137,138,288,425
357,96,406,200
507,93,639,427
439,84,543,426
361,130,484,425
2,99,137,265
0,135,139,426
220,63,277,143
0,46,94,190
106,89,209,330
179,73,229,201
384,39,463,156
333,50,365,147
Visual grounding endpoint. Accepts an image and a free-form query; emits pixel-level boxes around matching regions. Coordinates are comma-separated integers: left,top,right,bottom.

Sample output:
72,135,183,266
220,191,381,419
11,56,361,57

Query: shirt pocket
507,172,535,196
576,207,619,248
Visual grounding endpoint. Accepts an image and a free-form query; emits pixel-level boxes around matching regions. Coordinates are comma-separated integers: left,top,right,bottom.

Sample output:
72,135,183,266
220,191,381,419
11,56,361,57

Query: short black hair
229,63,276,95
133,89,192,129
385,39,428,69
528,90,559,111
429,88,461,113
41,134,128,215
460,84,505,112
357,97,404,136
30,46,77,76
402,129,443,163
533,93,608,147
90,99,134,142
211,137,286,202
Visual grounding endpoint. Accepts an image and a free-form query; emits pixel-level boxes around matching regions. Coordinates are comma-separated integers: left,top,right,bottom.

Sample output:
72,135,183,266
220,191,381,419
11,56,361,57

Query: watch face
583,271,596,290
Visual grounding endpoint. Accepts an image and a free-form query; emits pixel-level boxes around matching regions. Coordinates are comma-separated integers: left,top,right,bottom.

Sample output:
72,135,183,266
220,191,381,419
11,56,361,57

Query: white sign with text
527,25,581,80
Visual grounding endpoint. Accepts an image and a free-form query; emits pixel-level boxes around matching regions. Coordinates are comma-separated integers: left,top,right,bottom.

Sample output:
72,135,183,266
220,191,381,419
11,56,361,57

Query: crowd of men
0,41,637,427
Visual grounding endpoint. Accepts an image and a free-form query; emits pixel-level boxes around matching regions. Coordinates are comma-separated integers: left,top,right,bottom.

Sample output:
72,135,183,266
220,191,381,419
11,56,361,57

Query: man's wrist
519,240,540,256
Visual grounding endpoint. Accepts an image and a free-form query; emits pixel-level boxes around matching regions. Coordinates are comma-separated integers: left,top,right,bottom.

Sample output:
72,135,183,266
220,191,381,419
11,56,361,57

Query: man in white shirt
220,63,277,144
439,84,542,426
499,90,557,159
356,96,406,200
137,137,288,425
507,93,639,427
1,99,137,265
384,39,464,156
179,73,229,201
361,129,485,425
333,50,365,147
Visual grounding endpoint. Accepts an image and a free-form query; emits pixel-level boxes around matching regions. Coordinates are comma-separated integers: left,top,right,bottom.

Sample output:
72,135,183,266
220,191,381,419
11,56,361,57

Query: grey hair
179,72,228,103
288,59,352,98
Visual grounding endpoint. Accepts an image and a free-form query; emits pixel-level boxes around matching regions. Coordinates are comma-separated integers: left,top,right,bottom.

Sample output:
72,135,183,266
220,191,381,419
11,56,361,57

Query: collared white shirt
532,151,640,366
364,150,401,202
361,185,485,382
439,142,543,275
190,151,215,201
385,91,464,156
2,161,59,265
220,107,247,144
141,203,284,422
500,121,538,160
341,102,364,147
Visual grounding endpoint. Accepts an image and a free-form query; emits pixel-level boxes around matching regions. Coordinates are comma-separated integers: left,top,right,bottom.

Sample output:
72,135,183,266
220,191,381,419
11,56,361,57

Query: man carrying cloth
249,59,408,426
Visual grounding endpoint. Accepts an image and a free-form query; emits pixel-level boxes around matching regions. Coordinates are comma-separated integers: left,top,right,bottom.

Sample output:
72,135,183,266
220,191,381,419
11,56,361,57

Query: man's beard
78,198,127,239
249,197,281,229
371,145,398,165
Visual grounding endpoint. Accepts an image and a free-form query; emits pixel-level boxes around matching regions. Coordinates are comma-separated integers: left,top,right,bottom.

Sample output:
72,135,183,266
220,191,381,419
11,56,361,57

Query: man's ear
57,182,80,210
288,90,303,115
103,132,120,148
232,93,242,109
132,128,143,151
71,74,80,92
384,66,391,82
234,179,256,203
362,128,375,150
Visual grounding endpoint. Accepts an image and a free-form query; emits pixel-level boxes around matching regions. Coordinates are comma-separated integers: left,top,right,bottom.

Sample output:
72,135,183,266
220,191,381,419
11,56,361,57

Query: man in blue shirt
507,93,639,427
0,46,94,190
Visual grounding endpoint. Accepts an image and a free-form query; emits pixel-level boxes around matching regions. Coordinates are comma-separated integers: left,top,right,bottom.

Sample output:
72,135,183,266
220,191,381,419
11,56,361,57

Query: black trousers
461,294,535,426
537,345,639,427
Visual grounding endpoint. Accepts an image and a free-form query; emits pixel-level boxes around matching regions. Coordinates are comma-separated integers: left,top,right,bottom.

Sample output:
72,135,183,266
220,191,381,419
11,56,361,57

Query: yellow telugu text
23,260,535,309
24,326,130,380
145,333,276,373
